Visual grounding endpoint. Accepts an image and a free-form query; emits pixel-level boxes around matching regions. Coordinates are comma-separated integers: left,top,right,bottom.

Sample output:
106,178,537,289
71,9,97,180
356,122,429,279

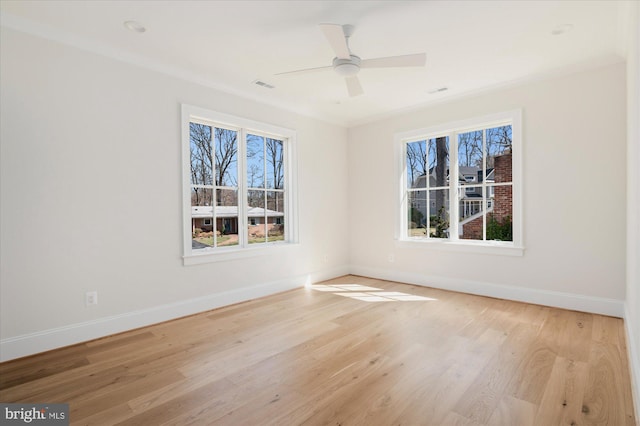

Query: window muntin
399,110,520,249
182,105,296,261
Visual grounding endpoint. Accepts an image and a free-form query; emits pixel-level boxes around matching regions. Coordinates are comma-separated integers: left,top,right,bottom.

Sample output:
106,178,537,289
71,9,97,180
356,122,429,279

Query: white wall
625,1,640,417
0,28,349,361
348,62,627,315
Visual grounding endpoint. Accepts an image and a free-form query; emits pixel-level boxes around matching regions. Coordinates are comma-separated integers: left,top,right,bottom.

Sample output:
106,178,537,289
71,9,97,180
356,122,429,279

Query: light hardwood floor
0,275,636,425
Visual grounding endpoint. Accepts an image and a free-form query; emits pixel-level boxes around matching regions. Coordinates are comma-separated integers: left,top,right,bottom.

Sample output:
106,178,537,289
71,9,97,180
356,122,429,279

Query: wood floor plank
390,328,508,425
582,340,637,425
505,337,556,404
0,275,635,426
70,368,186,422
534,356,589,426
452,322,540,424
116,378,237,426
439,411,485,425
486,395,537,426
76,403,135,426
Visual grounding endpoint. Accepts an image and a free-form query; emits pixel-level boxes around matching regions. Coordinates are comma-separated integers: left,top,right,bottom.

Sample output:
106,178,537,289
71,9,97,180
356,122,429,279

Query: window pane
267,191,285,242
216,188,238,247
191,187,213,207
487,125,512,183
458,129,483,212
428,137,449,189
487,184,513,242
428,188,449,239
458,130,483,168
460,196,485,241
247,134,265,189
191,188,213,250
214,128,238,187
248,190,265,244
486,125,512,180
406,140,427,189
408,190,427,237
190,123,213,186
266,138,284,189
459,186,483,221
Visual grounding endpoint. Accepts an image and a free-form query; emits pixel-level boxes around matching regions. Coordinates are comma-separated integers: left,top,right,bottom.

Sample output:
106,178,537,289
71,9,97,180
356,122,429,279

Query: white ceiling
0,1,630,127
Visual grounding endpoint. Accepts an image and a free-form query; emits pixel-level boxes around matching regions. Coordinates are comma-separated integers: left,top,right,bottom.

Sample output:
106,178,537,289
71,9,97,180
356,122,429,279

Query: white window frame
181,104,298,265
395,109,523,256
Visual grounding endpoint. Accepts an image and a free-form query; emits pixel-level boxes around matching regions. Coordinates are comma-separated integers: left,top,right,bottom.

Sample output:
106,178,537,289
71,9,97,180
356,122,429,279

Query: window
397,110,522,254
182,105,297,264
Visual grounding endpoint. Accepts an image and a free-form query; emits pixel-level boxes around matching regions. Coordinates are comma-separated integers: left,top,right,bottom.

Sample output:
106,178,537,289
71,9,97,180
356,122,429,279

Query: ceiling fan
275,24,426,97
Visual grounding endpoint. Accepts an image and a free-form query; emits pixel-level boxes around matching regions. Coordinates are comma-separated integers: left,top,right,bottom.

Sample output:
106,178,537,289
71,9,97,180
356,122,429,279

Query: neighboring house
459,166,495,220
192,206,284,235
410,165,494,225
410,154,512,240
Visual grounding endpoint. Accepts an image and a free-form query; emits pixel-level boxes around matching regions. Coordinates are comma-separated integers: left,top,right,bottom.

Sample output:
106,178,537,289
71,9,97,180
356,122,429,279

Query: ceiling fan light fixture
332,55,361,77
334,63,360,77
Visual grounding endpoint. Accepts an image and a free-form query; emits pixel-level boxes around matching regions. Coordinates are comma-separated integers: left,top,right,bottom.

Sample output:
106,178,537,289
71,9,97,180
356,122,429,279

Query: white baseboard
349,265,625,317
0,266,349,362
624,304,640,421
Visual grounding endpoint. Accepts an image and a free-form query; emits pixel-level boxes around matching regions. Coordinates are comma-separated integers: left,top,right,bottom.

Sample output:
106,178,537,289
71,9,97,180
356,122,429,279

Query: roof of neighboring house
412,166,492,188
459,166,479,176
192,205,284,218
459,166,495,183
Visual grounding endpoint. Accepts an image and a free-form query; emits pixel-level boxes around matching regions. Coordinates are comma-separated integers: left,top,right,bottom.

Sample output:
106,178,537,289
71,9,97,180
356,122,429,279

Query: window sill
183,242,299,266
395,238,524,256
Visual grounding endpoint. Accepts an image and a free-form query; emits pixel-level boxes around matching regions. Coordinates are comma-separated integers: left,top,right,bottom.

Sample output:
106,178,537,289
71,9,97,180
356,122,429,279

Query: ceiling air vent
253,80,275,89
428,87,448,94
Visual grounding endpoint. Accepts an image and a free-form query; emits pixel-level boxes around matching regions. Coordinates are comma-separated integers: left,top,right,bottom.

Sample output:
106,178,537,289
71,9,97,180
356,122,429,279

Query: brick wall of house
461,151,512,240
493,151,513,221
462,216,484,240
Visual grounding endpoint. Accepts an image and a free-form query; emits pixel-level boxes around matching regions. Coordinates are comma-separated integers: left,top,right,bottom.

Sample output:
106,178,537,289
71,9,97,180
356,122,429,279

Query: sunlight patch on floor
311,284,437,302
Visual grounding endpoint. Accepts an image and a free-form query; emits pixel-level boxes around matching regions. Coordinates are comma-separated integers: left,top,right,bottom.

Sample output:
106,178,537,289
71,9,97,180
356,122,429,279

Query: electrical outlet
388,254,395,263
323,254,328,263
86,291,98,306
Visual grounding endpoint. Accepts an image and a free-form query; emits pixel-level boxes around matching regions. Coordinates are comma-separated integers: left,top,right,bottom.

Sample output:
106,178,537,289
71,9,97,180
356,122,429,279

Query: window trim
181,104,298,265
395,109,523,255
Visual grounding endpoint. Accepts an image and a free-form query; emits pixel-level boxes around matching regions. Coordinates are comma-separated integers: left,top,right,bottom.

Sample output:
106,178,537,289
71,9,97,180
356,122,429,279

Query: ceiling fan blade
274,65,332,76
345,76,364,97
360,53,426,68
319,24,351,59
